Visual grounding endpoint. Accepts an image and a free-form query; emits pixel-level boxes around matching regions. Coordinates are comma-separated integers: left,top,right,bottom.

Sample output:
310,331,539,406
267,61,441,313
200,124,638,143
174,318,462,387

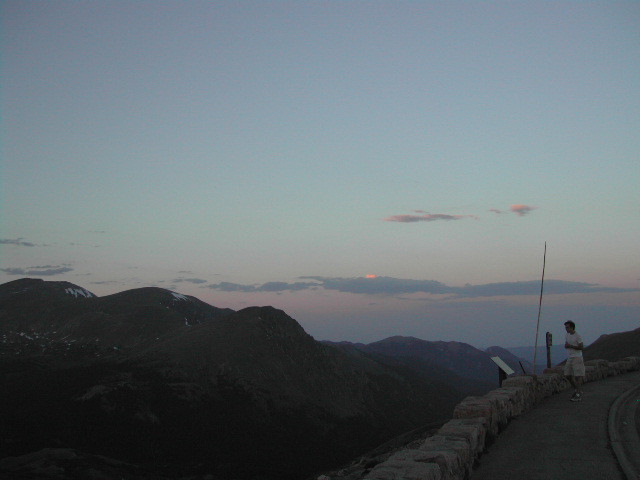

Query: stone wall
358,357,640,480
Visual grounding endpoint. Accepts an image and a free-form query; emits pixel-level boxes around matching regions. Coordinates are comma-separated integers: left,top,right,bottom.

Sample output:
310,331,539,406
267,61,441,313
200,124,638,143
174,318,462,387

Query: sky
2,1,639,350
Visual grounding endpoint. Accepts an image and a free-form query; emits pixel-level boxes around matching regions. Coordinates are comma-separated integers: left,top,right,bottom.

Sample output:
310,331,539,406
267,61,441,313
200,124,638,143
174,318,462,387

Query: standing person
564,320,585,402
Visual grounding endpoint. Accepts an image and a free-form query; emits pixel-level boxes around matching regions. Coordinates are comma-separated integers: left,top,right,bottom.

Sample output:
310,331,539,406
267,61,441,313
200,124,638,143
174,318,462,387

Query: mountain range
0,278,637,480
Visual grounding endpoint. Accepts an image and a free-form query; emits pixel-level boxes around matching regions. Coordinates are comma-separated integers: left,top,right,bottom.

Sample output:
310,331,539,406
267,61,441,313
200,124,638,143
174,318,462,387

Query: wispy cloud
489,204,537,216
453,279,625,297
206,281,319,292
205,276,637,298
301,276,451,294
510,204,537,216
173,277,208,284
0,238,37,247
1,265,73,276
386,205,538,223
384,210,477,223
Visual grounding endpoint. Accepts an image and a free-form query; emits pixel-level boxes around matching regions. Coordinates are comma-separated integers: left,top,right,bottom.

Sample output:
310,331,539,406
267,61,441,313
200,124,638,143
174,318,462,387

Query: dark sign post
491,356,515,387
546,332,553,369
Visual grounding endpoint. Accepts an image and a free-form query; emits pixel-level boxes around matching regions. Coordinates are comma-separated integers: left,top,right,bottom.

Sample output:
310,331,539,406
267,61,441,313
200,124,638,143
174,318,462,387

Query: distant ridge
584,327,640,360
505,344,568,368
365,336,505,385
323,336,540,396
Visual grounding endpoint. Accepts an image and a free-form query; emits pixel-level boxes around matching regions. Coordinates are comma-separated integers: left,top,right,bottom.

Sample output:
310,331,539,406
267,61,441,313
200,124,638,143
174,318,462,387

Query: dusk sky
2,1,639,349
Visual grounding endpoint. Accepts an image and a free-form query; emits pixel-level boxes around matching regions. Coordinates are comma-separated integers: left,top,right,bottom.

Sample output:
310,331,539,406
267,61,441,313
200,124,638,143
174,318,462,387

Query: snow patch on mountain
171,292,189,302
65,288,95,298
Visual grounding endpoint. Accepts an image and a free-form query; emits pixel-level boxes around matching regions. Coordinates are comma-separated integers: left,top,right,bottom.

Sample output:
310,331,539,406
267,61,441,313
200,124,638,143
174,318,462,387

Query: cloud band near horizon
384,212,477,223
0,265,73,276
205,276,636,298
0,238,37,247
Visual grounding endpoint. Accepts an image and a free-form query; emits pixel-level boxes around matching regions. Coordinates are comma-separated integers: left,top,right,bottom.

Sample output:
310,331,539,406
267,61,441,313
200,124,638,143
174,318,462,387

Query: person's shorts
564,356,585,377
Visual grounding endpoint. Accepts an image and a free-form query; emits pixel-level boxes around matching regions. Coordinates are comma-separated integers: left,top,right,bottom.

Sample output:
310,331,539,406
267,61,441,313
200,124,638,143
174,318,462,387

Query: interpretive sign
491,356,515,375
491,356,515,386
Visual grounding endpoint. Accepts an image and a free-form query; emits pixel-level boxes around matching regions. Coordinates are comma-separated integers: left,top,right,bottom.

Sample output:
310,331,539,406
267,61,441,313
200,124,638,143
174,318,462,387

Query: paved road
469,371,640,480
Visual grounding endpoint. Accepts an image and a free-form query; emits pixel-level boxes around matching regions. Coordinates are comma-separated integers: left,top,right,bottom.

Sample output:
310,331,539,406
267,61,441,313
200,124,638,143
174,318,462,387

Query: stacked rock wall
361,357,639,480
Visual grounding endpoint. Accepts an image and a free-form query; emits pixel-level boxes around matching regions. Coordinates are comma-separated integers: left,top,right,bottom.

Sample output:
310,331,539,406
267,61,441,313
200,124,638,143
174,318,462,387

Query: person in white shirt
564,320,585,402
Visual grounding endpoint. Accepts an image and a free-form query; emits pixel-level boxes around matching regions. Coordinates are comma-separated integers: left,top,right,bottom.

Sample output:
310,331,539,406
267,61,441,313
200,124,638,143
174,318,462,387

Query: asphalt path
609,373,640,480
469,370,640,480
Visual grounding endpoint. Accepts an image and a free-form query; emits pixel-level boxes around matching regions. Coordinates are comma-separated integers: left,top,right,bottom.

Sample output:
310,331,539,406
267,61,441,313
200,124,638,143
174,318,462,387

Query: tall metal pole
533,242,547,374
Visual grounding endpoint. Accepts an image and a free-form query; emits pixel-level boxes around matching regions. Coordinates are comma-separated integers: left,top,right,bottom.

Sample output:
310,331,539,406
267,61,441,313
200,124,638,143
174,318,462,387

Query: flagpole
533,242,547,374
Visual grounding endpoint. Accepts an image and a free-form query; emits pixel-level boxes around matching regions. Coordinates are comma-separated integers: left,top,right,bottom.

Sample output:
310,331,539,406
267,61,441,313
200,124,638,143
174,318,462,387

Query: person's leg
574,358,585,394
568,375,582,401
564,358,578,390
565,358,582,400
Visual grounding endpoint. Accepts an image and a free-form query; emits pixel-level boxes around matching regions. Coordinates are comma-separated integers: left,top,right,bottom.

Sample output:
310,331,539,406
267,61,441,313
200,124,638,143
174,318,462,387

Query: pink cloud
510,204,537,216
384,212,477,223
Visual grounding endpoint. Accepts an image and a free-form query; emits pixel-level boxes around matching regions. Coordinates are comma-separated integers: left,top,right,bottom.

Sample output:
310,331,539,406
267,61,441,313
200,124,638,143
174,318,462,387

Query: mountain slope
0,278,233,356
0,280,463,480
584,327,640,361
363,336,500,387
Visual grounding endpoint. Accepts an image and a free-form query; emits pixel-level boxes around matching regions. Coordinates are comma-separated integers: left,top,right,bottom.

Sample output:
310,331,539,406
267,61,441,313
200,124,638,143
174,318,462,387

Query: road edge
609,378,640,480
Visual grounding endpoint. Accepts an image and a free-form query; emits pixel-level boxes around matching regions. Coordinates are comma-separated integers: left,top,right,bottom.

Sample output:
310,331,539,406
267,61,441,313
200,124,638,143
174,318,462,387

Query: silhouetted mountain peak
96,286,234,327
0,277,96,300
0,280,234,356
103,286,193,307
